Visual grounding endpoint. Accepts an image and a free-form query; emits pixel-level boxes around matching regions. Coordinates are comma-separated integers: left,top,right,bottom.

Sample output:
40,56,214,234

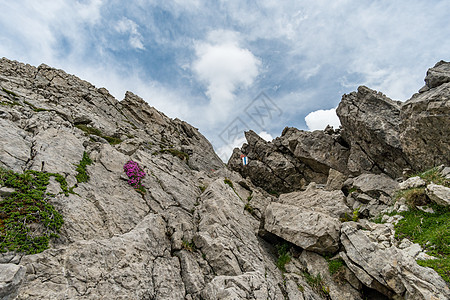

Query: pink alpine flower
123,160,146,192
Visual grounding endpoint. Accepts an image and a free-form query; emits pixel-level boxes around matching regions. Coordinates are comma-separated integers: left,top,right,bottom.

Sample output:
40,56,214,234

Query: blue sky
1,1,449,160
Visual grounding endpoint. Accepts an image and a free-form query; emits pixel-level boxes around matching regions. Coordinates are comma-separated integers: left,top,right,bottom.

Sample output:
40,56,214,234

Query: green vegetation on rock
75,151,93,183
328,257,345,275
394,204,450,284
275,243,291,272
0,168,65,254
159,148,189,161
415,167,450,187
75,124,122,145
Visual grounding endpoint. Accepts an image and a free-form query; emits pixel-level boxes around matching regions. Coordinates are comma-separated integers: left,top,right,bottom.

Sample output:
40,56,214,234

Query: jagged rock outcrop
400,62,450,171
229,61,450,193
336,86,410,177
1,57,449,300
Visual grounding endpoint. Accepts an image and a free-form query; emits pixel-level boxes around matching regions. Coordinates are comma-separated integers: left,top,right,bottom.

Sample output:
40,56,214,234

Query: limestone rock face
228,127,350,194
230,62,449,193
0,58,286,299
341,222,450,300
279,183,351,219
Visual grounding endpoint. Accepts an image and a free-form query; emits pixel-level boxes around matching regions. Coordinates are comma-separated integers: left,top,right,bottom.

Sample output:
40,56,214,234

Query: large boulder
279,182,351,219
264,202,341,254
341,222,450,299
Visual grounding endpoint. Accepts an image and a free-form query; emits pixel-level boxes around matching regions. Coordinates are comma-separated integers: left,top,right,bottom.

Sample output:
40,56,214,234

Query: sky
0,1,449,161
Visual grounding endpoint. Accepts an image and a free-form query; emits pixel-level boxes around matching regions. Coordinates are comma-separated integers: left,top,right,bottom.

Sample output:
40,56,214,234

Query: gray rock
399,176,426,190
426,183,450,206
298,251,362,300
325,168,347,191
400,65,450,171
279,182,351,218
336,86,410,177
350,173,399,198
424,60,450,89
264,202,341,254
0,264,26,300
0,187,15,198
341,222,450,299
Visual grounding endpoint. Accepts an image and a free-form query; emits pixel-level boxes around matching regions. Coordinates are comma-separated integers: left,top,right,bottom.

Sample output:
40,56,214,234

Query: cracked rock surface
0,58,449,300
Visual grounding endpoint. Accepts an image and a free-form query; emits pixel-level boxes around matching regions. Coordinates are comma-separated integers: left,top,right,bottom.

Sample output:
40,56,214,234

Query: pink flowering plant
123,160,146,194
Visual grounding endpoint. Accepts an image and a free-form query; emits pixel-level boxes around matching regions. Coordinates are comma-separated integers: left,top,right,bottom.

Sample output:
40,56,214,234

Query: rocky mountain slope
0,58,449,300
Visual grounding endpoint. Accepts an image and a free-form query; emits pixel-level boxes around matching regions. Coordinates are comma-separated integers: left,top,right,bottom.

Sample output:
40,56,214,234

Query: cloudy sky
1,1,449,161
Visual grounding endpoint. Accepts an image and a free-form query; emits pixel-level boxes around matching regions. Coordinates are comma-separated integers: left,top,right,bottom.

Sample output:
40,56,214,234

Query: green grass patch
24,100,48,112
0,167,65,254
393,204,450,284
75,152,93,183
395,205,449,257
75,124,122,145
328,258,345,275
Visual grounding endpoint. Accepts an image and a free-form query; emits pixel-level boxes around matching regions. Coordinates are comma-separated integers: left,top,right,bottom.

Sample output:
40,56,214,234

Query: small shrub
303,272,329,297
199,185,206,193
395,188,429,208
348,187,357,194
75,152,93,183
123,160,146,194
182,240,196,252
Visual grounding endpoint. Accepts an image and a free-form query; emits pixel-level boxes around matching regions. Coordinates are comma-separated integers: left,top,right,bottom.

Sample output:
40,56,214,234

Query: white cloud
216,131,273,162
115,18,145,50
192,30,261,123
305,108,340,131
